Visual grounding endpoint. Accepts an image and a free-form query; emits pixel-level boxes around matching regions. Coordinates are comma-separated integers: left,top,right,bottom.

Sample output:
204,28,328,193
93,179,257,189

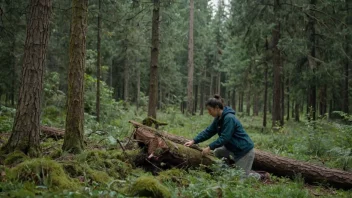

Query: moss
6,188,36,198
157,169,189,185
62,161,112,184
4,150,29,166
130,176,171,198
87,169,112,184
10,158,79,190
76,150,134,179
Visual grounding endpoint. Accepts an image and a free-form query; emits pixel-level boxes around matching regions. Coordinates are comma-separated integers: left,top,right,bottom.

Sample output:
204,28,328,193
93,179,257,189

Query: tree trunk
187,0,194,115
263,38,269,127
343,0,352,114
246,89,251,116
217,72,221,95
281,74,285,125
194,84,198,114
200,70,205,115
11,38,16,107
96,0,101,122
307,0,317,121
272,0,283,127
137,64,141,110
231,90,236,110
123,55,130,102
319,85,327,116
129,120,352,189
295,102,300,122
286,79,290,120
147,0,160,119
62,0,88,154
2,0,52,157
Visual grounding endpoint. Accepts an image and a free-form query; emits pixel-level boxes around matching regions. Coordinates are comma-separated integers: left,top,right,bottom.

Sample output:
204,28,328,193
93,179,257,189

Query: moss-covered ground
0,107,351,197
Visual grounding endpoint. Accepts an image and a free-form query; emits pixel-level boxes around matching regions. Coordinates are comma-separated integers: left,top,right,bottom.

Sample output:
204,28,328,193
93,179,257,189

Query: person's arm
208,116,234,150
193,119,217,144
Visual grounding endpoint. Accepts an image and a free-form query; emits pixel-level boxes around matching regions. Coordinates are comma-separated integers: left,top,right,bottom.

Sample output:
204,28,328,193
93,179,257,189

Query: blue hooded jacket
193,106,254,160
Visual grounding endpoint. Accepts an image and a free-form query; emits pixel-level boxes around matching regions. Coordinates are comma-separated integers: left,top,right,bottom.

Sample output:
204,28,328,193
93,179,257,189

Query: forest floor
0,106,351,197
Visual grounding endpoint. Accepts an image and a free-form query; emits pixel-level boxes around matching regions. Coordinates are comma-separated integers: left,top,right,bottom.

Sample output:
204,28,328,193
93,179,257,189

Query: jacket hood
222,106,236,117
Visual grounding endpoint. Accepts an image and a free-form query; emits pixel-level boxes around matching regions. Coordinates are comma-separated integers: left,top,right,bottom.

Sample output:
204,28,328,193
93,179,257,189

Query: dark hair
205,94,224,109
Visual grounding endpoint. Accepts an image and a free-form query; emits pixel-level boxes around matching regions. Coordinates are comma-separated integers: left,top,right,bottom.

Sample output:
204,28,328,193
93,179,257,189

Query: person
184,94,255,176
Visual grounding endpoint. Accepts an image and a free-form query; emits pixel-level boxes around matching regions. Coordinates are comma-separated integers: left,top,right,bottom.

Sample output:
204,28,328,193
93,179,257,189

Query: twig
116,138,128,159
145,158,163,171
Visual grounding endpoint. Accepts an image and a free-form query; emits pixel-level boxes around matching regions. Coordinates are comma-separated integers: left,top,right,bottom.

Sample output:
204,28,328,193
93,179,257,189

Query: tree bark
96,0,101,122
246,89,251,116
194,84,198,113
319,85,327,116
343,0,352,114
137,64,141,110
2,0,52,156
147,0,160,119
124,51,129,101
253,149,352,189
11,38,16,107
263,53,269,127
307,0,317,121
187,0,194,115
210,73,213,97
295,102,300,122
286,79,290,120
231,90,236,110
62,0,88,154
200,70,205,115
272,0,283,127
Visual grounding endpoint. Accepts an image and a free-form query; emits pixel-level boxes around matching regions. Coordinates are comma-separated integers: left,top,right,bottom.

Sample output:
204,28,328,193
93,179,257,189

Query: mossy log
129,121,216,169
253,149,352,189
129,120,352,189
40,126,65,140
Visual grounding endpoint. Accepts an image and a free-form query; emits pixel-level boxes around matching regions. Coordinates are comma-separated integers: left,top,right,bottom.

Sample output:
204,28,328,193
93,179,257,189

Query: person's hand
202,146,211,156
184,140,195,147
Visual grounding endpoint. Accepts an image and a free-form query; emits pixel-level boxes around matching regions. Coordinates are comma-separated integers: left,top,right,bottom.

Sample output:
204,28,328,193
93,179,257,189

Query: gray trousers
214,146,255,176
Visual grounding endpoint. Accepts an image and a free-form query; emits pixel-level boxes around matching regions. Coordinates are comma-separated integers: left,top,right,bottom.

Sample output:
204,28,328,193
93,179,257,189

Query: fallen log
40,126,65,140
129,120,352,189
252,149,352,189
131,124,216,169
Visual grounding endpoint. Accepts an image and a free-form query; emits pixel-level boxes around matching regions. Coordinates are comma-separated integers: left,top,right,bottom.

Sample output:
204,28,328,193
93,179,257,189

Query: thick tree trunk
187,0,194,115
62,0,88,154
147,0,160,119
129,120,352,189
272,0,283,127
2,0,52,157
96,0,101,122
